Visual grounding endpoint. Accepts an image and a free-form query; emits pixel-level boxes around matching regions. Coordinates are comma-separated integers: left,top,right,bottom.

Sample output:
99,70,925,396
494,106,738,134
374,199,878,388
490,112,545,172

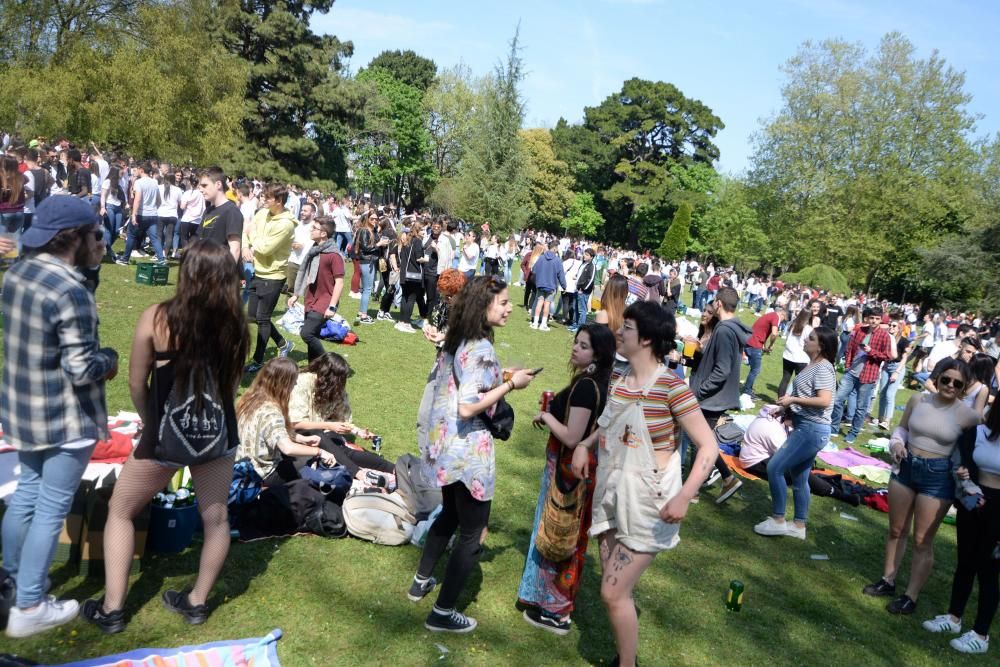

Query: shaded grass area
0,260,989,666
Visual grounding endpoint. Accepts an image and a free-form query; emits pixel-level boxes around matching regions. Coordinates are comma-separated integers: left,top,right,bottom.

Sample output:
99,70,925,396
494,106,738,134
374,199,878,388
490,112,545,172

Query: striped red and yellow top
610,368,700,451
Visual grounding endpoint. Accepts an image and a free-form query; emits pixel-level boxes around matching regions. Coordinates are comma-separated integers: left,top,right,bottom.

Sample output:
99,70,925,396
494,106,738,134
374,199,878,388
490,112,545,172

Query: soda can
371,435,382,453
540,391,555,412
726,580,744,612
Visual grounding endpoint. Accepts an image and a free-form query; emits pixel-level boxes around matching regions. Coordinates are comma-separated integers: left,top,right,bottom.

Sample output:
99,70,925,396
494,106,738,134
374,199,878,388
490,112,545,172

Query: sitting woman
236,357,337,486
518,324,616,635
288,351,395,480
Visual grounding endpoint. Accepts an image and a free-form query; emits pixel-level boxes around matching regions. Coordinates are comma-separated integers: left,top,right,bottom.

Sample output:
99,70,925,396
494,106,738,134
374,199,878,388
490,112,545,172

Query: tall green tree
448,29,530,233
0,0,143,63
212,0,362,186
553,78,724,248
658,201,691,260
353,68,436,206
424,64,482,178
695,177,768,271
520,128,573,230
563,191,604,238
363,49,437,92
749,32,980,287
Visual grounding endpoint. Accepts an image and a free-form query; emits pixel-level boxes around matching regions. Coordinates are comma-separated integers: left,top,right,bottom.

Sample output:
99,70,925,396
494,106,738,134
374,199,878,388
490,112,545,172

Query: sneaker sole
522,610,570,636
162,596,207,625
425,620,478,633
407,583,436,602
716,480,743,504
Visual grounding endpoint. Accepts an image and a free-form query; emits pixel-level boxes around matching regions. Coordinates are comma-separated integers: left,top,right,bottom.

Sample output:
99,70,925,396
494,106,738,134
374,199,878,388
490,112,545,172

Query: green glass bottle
726,580,744,612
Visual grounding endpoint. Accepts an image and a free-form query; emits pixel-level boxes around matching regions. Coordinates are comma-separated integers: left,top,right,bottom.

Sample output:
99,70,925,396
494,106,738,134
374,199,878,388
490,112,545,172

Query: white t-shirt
288,221,314,265
458,242,479,272
563,257,582,293
928,340,958,368
240,200,257,225
101,178,122,208
157,184,183,218
783,325,813,364
134,176,160,217
23,171,36,214
436,233,455,273
179,189,205,224
333,205,352,233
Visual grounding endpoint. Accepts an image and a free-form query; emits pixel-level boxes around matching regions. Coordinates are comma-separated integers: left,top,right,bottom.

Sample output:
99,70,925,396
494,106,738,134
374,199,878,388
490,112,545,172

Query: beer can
540,391,555,412
726,580,745,612
371,435,382,453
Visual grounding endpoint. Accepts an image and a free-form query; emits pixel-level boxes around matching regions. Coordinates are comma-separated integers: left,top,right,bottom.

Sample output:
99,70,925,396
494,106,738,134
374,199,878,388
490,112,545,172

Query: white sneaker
951,630,989,654
923,614,962,634
349,291,361,299
785,523,806,540
529,322,538,329
753,517,789,537
5,596,80,638
539,325,551,332
395,323,416,334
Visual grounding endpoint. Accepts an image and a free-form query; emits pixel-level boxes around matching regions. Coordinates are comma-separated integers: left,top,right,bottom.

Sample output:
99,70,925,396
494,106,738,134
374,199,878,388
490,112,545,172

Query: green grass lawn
0,259,990,666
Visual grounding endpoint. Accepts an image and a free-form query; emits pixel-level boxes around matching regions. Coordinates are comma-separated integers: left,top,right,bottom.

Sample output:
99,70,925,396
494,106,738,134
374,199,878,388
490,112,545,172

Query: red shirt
305,252,345,313
707,274,721,291
843,325,893,384
747,312,779,349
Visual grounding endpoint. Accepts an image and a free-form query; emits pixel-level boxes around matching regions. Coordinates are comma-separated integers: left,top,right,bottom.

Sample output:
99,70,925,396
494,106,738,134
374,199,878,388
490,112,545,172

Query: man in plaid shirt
829,307,893,444
1,196,118,639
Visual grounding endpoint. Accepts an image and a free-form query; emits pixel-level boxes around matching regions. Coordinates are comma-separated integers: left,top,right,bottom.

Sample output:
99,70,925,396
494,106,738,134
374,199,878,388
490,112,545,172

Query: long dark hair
570,324,616,390
161,172,175,200
0,155,23,205
790,307,812,337
305,352,352,422
237,357,298,430
155,240,248,407
443,276,507,356
813,326,838,365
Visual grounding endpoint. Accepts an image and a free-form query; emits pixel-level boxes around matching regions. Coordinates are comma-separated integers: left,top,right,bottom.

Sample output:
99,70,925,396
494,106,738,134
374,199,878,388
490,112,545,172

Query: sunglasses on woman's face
938,376,965,390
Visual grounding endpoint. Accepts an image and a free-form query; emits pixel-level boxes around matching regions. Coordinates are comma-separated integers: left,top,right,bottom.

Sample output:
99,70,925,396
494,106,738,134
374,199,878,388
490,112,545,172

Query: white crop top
973,424,1000,476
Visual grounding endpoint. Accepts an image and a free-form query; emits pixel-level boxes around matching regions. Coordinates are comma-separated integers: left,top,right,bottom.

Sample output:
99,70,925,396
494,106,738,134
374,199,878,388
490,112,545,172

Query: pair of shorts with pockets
891,452,954,499
538,289,555,304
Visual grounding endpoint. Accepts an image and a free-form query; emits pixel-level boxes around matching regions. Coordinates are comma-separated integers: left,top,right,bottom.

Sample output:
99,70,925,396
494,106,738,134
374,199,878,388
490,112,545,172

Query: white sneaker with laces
702,469,722,487
784,522,806,540
539,325,551,331
753,517,789,537
529,322,538,329
950,630,989,654
5,596,80,638
923,614,961,634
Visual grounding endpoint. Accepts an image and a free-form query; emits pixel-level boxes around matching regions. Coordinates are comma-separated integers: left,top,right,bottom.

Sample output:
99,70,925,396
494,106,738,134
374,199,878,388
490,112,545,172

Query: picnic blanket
816,447,891,471
721,453,866,486
57,628,283,666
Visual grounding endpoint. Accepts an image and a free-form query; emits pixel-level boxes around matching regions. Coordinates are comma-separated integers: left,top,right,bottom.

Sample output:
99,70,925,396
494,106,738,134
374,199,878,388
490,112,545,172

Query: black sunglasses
938,376,965,390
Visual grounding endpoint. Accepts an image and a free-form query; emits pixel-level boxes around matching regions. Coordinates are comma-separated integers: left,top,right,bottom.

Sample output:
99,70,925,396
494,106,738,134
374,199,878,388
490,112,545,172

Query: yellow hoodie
245,208,296,280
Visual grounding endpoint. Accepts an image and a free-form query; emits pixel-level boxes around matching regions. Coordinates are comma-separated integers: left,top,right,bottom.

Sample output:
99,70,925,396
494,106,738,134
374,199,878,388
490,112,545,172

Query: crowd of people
0,134,998,664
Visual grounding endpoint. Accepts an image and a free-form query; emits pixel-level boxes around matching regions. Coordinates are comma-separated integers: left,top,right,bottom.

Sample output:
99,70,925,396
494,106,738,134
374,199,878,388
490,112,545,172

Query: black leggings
400,280,426,324
523,276,536,309
777,358,807,397
268,431,394,485
417,481,491,610
424,273,439,314
248,277,287,363
949,485,1000,636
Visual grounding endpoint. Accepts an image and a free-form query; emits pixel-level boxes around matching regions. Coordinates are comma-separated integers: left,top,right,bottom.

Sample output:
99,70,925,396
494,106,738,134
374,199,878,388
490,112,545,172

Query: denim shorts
538,289,555,304
891,453,955,499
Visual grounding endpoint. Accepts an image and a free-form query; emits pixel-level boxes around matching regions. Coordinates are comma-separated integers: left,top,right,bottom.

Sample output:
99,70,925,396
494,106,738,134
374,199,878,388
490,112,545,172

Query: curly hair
436,268,467,298
443,276,507,356
304,352,352,421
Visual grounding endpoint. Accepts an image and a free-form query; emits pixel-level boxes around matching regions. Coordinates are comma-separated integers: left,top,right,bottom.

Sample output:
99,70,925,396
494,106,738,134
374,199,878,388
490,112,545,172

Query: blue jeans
767,417,828,522
122,215,164,262
2,444,95,607
876,362,903,424
504,259,513,284
742,346,764,395
335,231,351,254
829,373,876,438
575,292,589,328
358,261,376,315
837,332,851,363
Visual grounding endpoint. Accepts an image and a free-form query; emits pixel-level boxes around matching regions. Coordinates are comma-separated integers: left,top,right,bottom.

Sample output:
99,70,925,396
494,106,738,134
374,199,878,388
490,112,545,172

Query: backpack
153,368,234,467
229,459,263,506
714,420,745,456
342,490,416,545
394,453,443,520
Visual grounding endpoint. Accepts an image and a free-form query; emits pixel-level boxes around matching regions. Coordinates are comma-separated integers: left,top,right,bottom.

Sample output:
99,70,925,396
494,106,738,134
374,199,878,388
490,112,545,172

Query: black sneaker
82,598,126,634
243,361,263,374
407,576,436,602
887,594,917,615
162,589,209,625
522,607,571,636
425,606,477,633
863,577,896,597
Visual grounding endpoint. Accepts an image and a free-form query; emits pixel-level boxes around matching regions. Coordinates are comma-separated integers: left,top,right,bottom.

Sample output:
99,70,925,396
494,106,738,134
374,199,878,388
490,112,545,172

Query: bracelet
507,380,515,392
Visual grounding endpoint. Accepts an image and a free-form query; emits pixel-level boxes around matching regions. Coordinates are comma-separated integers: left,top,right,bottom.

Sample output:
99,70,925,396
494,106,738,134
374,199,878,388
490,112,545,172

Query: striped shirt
610,368,700,451
789,360,837,424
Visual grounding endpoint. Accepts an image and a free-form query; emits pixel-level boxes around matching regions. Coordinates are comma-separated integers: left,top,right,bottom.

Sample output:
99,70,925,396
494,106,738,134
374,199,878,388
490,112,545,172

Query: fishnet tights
102,454,235,611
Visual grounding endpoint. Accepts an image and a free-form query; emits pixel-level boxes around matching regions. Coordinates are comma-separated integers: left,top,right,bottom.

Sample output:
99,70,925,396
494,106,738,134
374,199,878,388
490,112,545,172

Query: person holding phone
920,404,1000,654
863,358,980,615
408,276,536,634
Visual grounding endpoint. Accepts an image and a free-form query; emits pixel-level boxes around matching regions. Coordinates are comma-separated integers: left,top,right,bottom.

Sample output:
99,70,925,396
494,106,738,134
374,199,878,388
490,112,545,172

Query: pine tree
658,202,691,260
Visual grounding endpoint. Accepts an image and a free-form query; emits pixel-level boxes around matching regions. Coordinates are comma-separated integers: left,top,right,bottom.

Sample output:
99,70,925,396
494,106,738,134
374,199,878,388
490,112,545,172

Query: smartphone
530,367,544,375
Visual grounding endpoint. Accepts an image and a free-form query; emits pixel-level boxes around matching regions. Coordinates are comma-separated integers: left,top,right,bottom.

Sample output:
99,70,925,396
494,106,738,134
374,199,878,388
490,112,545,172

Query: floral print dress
417,338,501,501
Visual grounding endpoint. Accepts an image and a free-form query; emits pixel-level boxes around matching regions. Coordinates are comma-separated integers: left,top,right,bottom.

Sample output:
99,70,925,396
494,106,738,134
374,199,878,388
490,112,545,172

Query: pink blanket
816,446,890,470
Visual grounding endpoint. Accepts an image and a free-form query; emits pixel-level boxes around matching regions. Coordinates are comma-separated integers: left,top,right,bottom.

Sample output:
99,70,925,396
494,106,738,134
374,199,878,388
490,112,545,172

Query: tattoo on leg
612,546,634,572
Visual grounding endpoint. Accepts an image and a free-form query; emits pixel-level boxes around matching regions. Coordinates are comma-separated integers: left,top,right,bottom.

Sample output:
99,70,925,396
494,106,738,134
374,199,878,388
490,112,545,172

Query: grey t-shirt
790,360,837,424
134,176,160,217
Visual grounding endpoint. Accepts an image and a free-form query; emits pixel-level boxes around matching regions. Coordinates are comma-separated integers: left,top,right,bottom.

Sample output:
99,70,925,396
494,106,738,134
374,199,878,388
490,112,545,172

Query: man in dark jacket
530,241,566,331
689,286,751,503
571,248,597,332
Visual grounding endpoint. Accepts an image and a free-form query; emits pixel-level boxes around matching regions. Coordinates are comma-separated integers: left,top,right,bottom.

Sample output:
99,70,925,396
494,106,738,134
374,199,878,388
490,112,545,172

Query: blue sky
313,0,1000,174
